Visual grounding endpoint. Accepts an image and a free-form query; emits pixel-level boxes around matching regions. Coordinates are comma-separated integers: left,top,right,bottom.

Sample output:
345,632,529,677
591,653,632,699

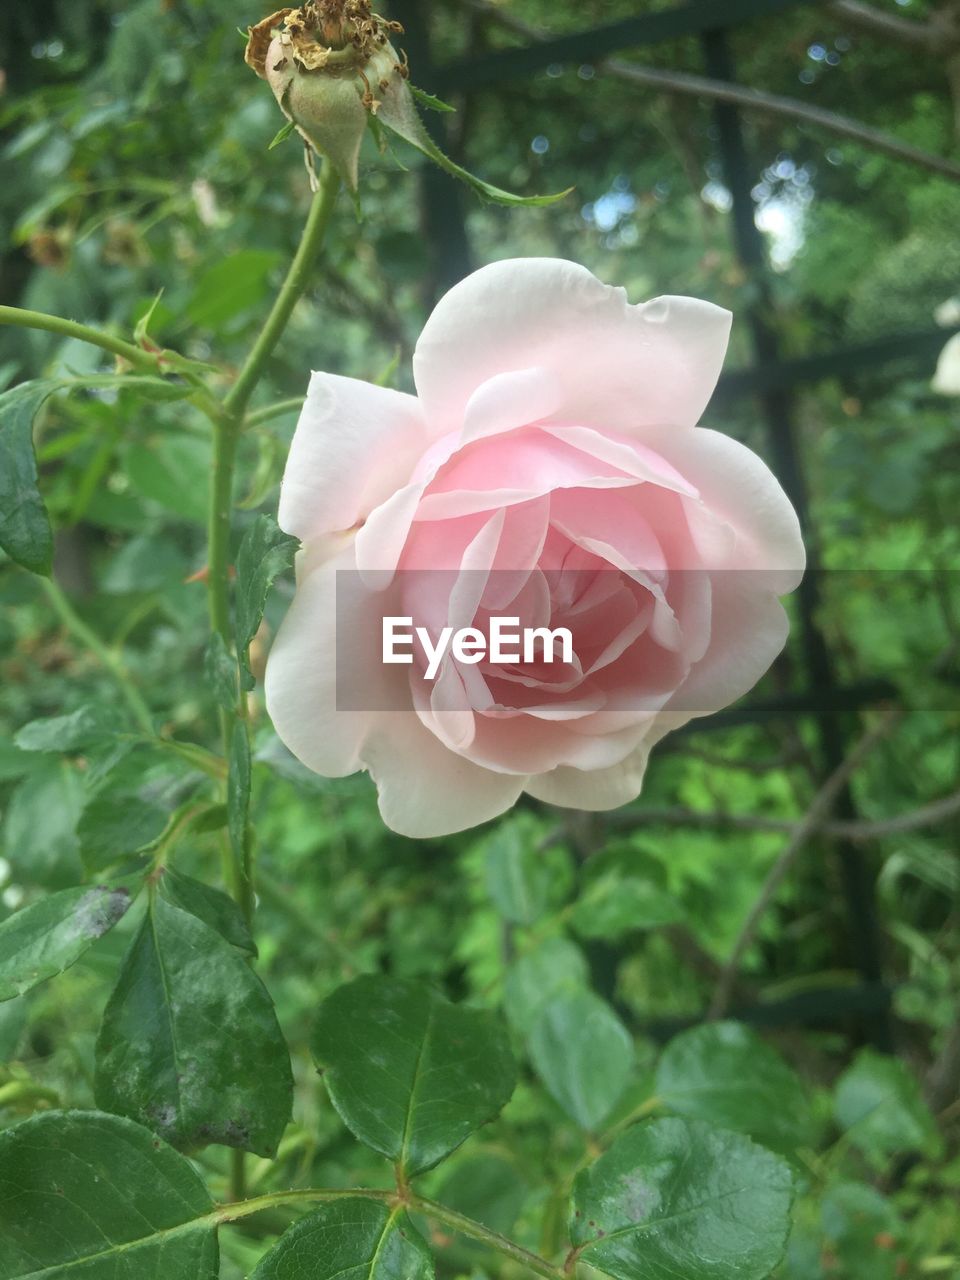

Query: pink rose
265,258,804,837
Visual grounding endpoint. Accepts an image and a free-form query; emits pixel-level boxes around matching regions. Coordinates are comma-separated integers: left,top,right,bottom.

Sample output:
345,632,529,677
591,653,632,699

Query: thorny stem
0,305,161,372
207,160,340,1204
214,1187,567,1280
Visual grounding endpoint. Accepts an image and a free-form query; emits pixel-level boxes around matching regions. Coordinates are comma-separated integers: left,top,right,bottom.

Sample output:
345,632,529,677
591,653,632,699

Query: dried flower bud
245,1,409,192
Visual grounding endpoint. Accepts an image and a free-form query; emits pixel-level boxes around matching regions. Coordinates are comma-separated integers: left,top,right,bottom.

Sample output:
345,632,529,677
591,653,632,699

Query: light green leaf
312,975,516,1177
377,84,571,208
234,514,298,690
157,867,256,957
528,989,633,1132
503,937,589,1031
0,997,26,1060
3,761,84,888
0,379,57,575
0,882,134,1000
14,704,124,753
409,85,456,114
655,1022,814,1153
833,1048,938,1164
0,1109,218,1279
571,1118,794,1280
126,433,212,523
268,119,298,150
251,1200,433,1280
571,872,683,940
184,250,283,331
94,891,292,1156
484,817,553,925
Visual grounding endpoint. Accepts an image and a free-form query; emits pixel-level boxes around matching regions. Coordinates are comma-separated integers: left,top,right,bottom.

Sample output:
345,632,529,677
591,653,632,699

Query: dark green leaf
14,704,124,753
250,1200,433,1280
78,791,169,873
234,514,298,690
204,632,238,711
0,1109,218,1279
503,937,589,1031
312,975,517,1176
571,1118,794,1280
484,818,553,925
655,1022,814,1153
409,85,456,113
0,882,134,1000
528,990,633,1132
0,379,57,575
0,997,27,1060
268,119,298,150
833,1048,938,1163
158,867,256,956
95,891,292,1155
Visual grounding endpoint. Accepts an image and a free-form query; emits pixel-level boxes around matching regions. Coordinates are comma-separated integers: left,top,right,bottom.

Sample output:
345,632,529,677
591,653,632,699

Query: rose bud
245,0,569,205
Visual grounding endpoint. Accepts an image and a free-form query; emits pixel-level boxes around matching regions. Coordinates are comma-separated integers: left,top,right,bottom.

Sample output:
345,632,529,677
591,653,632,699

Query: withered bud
245,0,411,192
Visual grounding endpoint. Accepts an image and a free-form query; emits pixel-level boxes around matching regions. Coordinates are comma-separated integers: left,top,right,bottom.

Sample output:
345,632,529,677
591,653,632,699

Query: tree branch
458,0,960,182
708,706,903,1020
825,0,954,54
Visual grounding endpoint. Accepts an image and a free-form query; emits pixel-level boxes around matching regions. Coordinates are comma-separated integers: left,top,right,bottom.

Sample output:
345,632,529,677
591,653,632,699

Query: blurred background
1,1,959,1276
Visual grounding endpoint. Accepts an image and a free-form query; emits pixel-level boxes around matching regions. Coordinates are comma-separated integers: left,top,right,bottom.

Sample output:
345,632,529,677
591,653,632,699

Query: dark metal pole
701,27,893,1051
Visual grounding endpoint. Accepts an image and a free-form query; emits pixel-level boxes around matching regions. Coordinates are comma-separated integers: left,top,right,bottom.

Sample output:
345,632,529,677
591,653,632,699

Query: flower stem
0,305,160,372
408,1193,567,1280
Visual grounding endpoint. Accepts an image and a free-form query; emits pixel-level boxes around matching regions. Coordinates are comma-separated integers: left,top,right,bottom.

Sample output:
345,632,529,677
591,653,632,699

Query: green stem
38,577,153,733
245,396,306,427
0,305,160,372
214,1187,566,1280
222,164,340,422
409,1194,567,1280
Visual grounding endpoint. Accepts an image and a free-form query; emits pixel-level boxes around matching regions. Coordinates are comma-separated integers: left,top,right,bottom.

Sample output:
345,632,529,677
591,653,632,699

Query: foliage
1,1,958,1278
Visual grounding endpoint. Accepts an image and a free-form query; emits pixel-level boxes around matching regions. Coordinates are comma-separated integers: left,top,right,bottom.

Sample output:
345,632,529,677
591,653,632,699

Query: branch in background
708,707,904,1020
459,0,960,182
825,0,957,54
607,786,960,842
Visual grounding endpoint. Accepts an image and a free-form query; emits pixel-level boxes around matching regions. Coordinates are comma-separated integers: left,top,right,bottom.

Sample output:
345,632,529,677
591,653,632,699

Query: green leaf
571,1118,794,1280
268,118,298,150
833,1048,938,1164
0,997,27,1060
571,870,684,940
0,882,134,1000
409,85,456,113
503,937,589,1032
655,1022,814,1153
0,1109,218,1279
78,791,169,873
0,379,57,575
204,632,238,711
158,867,256,957
234,514,298,690
484,817,553,925
228,720,251,874
184,250,283,332
377,88,571,208
3,760,84,888
311,975,517,1177
94,890,292,1156
250,1200,433,1280
528,990,633,1132
125,433,212,523
14,704,124,753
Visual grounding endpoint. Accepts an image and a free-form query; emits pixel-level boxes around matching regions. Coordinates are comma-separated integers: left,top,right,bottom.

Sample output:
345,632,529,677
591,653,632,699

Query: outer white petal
277,373,432,543
361,718,527,838
413,258,731,436
524,738,653,811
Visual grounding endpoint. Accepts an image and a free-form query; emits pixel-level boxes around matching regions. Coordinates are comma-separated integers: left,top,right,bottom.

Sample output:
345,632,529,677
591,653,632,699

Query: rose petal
413,258,731,436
